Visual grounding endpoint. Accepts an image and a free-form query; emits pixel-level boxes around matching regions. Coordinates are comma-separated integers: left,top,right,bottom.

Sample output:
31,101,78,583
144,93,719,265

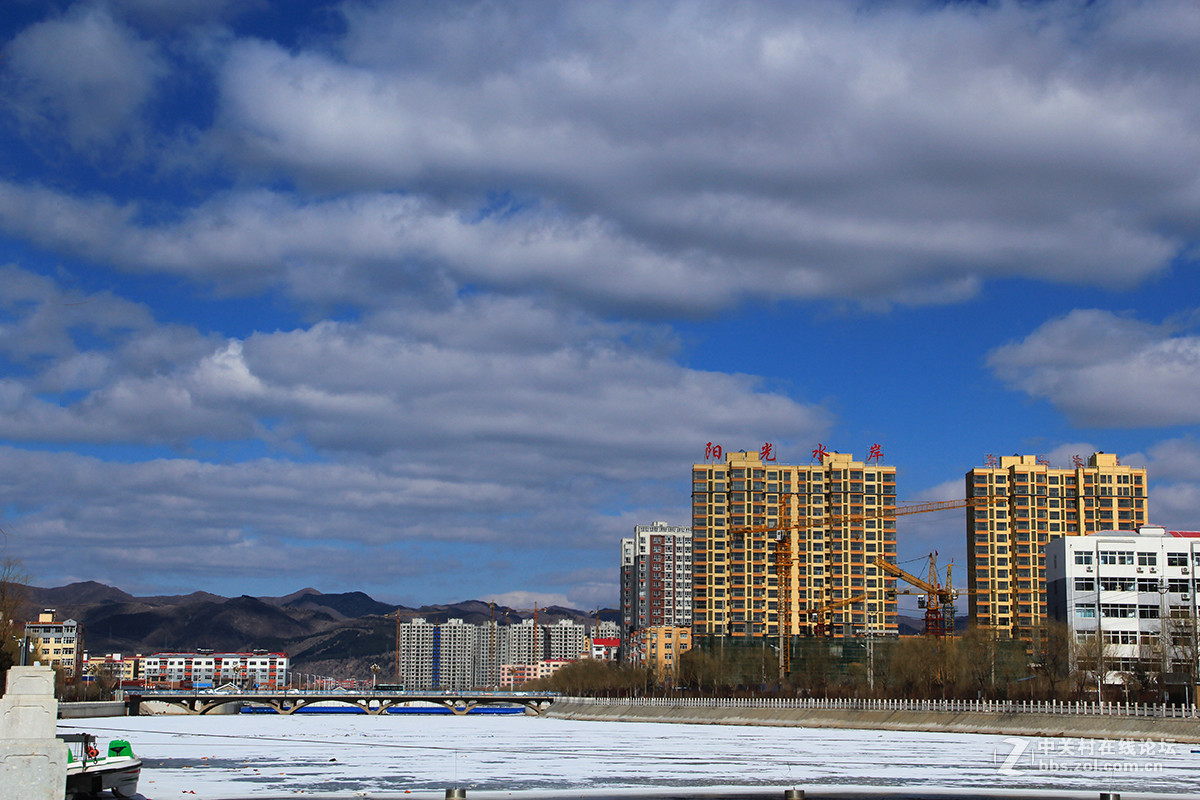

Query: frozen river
57,712,1199,799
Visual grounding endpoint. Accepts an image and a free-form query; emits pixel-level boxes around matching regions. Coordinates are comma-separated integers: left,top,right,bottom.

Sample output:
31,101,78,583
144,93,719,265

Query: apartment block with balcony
967,452,1148,642
691,449,898,640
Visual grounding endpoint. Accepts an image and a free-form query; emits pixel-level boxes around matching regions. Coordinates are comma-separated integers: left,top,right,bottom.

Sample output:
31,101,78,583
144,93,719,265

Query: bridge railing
134,689,558,698
556,695,1200,719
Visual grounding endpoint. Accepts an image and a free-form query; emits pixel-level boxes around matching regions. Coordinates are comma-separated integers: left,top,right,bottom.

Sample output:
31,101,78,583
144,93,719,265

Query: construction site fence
557,695,1200,719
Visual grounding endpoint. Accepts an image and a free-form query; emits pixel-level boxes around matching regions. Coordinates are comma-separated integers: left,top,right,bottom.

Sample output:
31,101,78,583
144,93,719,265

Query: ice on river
57,712,1200,799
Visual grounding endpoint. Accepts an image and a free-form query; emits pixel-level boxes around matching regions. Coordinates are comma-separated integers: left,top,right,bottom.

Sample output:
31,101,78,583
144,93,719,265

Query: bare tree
1162,611,1199,705
1033,620,1074,700
1,556,32,683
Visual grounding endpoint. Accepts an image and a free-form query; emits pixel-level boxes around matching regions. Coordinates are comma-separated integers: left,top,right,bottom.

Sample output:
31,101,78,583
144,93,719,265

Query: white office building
1047,526,1200,696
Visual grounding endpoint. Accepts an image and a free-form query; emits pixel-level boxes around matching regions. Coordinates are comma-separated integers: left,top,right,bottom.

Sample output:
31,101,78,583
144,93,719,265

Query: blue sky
1,0,1198,612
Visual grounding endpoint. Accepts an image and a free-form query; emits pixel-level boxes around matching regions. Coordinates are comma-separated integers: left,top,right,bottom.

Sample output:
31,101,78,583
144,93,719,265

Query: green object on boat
108,739,133,758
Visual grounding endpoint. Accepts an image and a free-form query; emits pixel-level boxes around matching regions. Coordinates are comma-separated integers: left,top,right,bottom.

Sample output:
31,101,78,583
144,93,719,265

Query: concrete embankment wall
546,701,1200,743
57,701,127,719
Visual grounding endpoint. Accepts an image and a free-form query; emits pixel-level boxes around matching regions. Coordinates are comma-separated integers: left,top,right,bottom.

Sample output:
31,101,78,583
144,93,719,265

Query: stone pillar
0,666,68,800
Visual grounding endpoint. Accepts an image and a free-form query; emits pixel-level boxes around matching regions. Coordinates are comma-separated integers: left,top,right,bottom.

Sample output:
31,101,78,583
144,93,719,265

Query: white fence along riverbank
557,695,1200,718
547,695,1200,741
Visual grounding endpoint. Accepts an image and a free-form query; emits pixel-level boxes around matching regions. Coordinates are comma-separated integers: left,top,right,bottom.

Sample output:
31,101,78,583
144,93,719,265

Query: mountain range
22,582,616,678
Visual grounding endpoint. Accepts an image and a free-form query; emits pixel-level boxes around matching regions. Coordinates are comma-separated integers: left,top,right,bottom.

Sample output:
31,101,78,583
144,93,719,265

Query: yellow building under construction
691,449,898,640
966,452,1148,642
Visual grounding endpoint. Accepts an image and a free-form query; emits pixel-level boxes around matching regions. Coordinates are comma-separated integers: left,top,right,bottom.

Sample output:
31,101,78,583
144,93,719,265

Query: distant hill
20,582,617,676
897,614,969,636
279,590,398,620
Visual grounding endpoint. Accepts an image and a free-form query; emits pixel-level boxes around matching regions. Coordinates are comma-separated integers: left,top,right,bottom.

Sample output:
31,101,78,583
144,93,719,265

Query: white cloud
3,4,167,151
988,310,1200,427
200,2,1196,306
2,3,1194,314
0,267,831,604
482,591,571,611
1121,438,1200,532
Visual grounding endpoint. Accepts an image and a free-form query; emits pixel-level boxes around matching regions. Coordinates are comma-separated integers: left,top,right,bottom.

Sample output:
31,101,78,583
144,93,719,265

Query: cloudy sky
1,0,1198,611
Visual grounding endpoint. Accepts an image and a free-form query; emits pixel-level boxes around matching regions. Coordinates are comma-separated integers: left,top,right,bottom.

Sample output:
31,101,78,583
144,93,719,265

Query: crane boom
731,494,1003,539
873,556,942,597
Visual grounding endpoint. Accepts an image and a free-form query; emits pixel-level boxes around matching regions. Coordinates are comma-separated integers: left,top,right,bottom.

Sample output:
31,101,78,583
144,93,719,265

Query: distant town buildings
500,659,572,688
1047,526,1199,698
691,449,899,639
82,653,139,686
967,452,1149,642
620,521,693,635
396,616,619,690
24,610,83,679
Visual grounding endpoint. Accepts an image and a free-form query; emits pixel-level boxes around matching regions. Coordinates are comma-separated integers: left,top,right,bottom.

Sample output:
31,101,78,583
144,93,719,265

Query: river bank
57,712,1200,797
545,697,1200,743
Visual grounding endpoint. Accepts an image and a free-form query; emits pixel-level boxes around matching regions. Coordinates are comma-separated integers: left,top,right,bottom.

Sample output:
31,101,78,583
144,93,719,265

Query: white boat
60,733,141,799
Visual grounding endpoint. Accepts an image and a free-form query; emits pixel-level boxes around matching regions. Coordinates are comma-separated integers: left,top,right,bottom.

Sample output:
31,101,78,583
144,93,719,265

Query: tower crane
809,593,867,637
759,494,1004,668
873,554,954,637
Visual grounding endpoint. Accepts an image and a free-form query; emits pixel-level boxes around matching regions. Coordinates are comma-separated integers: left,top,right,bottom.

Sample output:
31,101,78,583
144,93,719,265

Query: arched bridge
128,689,557,716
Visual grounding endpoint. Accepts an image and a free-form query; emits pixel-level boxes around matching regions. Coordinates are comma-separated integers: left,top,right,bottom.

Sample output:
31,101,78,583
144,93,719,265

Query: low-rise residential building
82,654,140,686
24,610,83,679
645,625,692,685
141,651,289,689
590,636,620,660
1048,525,1199,698
499,658,573,688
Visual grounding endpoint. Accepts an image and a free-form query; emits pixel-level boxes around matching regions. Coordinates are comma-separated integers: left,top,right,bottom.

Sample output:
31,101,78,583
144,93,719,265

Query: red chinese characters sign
759,442,776,462
705,442,723,462
867,443,883,463
811,443,828,463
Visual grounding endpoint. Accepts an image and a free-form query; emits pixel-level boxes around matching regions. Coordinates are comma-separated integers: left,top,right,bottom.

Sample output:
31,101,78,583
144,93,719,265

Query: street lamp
1159,578,1171,706
371,663,380,691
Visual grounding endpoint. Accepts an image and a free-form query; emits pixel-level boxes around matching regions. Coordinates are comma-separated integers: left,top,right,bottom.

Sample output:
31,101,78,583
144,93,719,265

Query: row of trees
526,619,1199,703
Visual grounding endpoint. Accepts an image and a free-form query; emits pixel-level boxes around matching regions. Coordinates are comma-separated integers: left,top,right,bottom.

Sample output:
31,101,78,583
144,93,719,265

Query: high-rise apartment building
691,449,898,639
393,617,607,689
620,521,693,635
966,452,1148,641
546,619,589,660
